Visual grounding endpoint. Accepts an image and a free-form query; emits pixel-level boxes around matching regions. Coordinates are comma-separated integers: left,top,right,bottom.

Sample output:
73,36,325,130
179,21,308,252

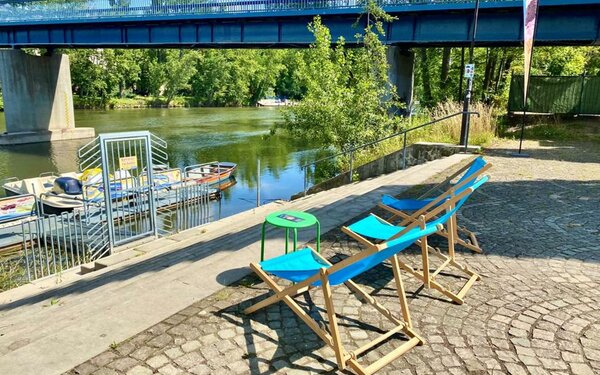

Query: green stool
260,210,321,261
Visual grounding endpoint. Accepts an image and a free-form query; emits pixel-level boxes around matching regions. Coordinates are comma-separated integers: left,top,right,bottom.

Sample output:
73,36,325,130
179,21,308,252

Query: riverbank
73,96,294,110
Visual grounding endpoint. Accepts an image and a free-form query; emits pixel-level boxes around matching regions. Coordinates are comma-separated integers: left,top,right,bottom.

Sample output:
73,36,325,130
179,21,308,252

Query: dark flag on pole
516,0,540,156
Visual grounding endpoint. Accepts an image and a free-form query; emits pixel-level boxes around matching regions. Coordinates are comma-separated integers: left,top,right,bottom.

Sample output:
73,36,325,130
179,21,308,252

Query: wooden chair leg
447,212,457,261
420,237,430,288
320,269,346,371
391,254,412,328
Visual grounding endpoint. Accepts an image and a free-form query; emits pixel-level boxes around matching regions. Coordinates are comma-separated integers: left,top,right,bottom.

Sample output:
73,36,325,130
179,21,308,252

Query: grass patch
500,118,600,143
326,101,498,179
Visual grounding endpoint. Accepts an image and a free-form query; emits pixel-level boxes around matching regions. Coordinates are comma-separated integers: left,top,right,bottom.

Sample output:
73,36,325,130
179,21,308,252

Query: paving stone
146,354,170,369
126,365,153,375
72,362,97,375
157,363,183,375
188,364,212,375
174,351,205,369
106,357,138,372
164,347,184,359
570,363,595,375
181,340,202,353
130,346,156,361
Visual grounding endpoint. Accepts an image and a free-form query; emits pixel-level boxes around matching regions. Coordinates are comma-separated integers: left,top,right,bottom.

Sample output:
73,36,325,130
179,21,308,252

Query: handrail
301,110,480,193
0,1,521,25
301,111,479,169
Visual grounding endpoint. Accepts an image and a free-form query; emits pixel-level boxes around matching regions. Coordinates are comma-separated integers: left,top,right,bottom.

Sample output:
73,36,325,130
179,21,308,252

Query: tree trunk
419,49,433,104
482,48,497,101
458,47,465,102
493,49,507,94
440,47,451,84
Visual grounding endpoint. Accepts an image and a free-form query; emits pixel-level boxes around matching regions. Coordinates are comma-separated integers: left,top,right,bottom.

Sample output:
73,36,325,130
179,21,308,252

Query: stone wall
291,142,479,200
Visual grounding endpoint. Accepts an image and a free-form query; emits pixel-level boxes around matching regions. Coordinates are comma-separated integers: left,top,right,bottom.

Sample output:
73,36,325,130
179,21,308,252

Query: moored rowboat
185,161,237,187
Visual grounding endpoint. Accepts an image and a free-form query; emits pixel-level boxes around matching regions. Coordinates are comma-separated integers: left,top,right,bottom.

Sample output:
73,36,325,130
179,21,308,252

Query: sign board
119,156,138,170
464,64,475,79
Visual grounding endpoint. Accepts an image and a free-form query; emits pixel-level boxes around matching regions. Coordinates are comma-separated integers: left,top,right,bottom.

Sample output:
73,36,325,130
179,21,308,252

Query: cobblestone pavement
68,140,600,375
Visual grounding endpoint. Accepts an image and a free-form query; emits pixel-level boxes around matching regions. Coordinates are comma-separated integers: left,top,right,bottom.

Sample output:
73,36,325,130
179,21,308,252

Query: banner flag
523,0,539,108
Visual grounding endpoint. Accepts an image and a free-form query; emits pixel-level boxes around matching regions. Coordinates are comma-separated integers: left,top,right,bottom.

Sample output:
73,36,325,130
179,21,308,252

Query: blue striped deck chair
345,175,489,305
243,191,471,375
380,156,491,254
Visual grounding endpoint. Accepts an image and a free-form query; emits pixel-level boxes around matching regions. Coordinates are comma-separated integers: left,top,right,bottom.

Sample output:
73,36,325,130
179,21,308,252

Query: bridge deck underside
0,1,598,47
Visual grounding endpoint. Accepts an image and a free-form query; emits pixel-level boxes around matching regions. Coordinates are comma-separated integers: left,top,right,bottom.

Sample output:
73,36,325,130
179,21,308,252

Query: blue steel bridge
0,0,598,48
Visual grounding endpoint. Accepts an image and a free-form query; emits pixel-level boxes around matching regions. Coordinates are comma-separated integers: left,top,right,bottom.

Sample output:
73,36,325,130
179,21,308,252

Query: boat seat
21,178,50,195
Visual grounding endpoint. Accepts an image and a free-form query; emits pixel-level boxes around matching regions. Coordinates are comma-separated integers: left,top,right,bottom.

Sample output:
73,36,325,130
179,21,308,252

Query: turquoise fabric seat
382,156,487,212
347,215,405,241
260,247,330,283
357,175,488,243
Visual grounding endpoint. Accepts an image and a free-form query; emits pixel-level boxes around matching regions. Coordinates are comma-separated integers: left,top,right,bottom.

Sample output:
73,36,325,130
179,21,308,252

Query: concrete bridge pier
0,49,94,145
387,47,414,114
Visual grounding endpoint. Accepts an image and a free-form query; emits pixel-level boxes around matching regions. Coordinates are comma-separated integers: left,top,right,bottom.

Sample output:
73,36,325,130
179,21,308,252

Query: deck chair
344,175,489,305
381,156,491,254
244,192,471,374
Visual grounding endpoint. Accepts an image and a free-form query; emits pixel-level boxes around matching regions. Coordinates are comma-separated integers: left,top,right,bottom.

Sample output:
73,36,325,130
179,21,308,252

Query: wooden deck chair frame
346,185,485,305
243,213,448,374
383,160,492,255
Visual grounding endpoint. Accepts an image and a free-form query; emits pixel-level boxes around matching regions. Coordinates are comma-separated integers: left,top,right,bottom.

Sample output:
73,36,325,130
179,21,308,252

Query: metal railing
5,178,212,288
20,211,95,282
301,111,479,193
0,0,519,24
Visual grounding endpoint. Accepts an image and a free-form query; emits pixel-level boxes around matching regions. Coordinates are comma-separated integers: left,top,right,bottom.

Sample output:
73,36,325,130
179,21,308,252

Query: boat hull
186,162,237,188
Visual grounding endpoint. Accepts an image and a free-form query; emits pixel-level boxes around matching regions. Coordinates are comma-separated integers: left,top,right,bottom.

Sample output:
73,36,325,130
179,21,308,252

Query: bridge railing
0,0,516,24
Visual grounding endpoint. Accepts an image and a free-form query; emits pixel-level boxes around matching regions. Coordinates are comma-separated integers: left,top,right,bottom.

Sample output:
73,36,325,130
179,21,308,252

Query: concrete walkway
0,153,472,375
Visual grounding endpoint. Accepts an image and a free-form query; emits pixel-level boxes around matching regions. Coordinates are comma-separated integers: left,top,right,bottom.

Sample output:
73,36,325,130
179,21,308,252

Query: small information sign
464,64,475,79
119,156,138,170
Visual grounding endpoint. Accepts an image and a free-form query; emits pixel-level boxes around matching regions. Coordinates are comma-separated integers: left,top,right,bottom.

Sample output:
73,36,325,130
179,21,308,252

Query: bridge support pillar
387,47,414,114
0,50,94,145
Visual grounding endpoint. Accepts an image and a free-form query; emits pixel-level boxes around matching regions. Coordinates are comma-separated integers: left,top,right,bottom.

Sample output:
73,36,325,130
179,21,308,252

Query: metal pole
458,47,465,102
303,166,308,195
578,72,586,116
348,149,354,184
460,0,480,147
517,0,540,156
402,132,408,170
256,159,261,207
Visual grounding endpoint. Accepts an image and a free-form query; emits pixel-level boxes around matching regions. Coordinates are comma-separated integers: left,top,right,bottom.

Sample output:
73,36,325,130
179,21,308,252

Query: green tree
282,4,399,152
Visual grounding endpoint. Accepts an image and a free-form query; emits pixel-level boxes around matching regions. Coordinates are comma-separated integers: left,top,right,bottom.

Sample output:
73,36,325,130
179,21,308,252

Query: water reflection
0,107,318,219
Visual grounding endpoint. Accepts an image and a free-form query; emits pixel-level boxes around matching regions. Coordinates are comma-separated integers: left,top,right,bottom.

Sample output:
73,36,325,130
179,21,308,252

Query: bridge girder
0,1,598,48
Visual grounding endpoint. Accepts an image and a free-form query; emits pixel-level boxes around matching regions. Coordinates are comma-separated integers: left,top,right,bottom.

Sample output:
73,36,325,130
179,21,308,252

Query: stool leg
285,228,289,254
316,221,321,253
293,228,297,252
261,222,267,261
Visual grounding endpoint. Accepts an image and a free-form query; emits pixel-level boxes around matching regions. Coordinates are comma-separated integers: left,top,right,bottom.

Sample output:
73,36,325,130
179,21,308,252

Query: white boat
2,170,135,214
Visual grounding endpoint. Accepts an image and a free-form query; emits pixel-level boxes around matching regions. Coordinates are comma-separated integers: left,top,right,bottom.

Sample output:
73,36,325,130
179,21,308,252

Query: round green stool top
265,210,318,229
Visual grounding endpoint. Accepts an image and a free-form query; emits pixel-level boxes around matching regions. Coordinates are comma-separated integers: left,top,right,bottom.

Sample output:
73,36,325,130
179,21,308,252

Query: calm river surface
0,107,316,219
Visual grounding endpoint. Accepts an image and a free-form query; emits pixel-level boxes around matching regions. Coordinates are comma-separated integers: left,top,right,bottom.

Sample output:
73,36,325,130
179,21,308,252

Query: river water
0,107,316,219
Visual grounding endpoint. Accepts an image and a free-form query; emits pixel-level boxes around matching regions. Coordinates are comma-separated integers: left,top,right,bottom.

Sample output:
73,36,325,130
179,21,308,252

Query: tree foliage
281,5,400,152
20,28,598,113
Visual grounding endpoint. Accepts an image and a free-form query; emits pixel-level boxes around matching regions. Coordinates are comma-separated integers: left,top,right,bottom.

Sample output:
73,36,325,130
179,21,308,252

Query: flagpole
517,55,534,154
460,0,480,150
515,0,540,157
